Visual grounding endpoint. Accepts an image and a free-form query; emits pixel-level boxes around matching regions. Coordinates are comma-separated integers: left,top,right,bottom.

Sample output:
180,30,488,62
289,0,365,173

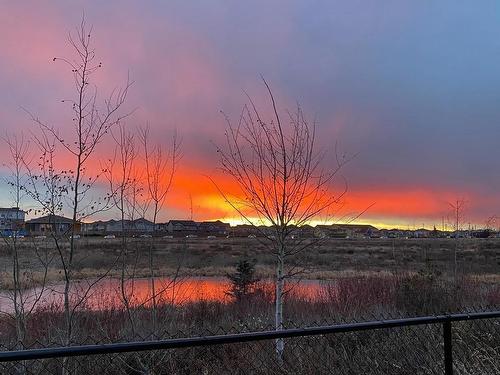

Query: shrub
226,259,260,302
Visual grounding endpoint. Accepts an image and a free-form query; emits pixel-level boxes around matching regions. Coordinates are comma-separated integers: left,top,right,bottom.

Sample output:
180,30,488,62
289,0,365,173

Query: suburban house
82,220,108,234
291,224,315,238
25,215,81,235
82,218,155,235
158,219,231,236
80,218,231,236
198,220,230,235
314,224,379,239
104,218,155,233
230,224,260,237
379,229,406,238
0,207,26,236
165,220,199,233
130,218,155,233
414,228,432,238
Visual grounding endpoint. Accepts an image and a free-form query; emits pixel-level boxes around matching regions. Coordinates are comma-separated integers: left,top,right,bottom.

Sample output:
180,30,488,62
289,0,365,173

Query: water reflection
0,277,332,314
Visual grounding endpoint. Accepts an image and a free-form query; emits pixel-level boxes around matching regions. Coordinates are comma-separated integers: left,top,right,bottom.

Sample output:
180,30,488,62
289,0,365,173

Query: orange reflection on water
86,277,328,310
0,277,332,313
120,277,234,307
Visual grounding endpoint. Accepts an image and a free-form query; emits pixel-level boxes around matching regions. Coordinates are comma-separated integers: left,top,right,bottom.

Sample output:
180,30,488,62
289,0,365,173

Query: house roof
168,220,196,225
133,218,154,225
26,215,75,224
316,224,379,231
199,220,230,226
87,218,155,226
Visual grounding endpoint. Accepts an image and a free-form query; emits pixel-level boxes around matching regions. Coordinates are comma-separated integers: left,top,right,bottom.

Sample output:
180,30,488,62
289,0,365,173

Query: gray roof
26,215,75,224
168,220,196,225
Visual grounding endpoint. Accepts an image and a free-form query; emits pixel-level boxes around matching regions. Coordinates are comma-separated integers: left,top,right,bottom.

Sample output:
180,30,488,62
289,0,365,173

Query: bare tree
139,125,181,335
103,124,155,373
139,125,180,226
1,134,54,375
101,122,183,373
1,134,30,351
103,123,138,323
214,79,348,360
448,198,466,279
23,19,131,371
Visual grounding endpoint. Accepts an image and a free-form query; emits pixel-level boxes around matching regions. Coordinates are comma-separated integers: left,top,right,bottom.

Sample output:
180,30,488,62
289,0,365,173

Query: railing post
443,321,453,375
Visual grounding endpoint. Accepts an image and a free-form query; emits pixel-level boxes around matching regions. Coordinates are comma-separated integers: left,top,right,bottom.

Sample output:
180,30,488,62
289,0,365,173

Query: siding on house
25,215,81,235
0,207,26,236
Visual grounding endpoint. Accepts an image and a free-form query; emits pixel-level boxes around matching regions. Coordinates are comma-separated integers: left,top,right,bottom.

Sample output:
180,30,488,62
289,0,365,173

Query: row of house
227,223,380,239
2,208,372,238
227,224,500,239
1,210,232,237
83,218,155,235
314,224,379,239
83,219,230,237
1,208,82,237
2,207,499,239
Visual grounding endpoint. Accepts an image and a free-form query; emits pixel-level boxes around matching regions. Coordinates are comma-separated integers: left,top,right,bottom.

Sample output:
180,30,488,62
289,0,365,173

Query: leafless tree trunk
24,18,130,374
2,134,28,347
104,124,156,373
214,78,348,361
448,199,466,280
1,134,29,375
139,125,180,335
103,123,139,331
102,122,182,372
2,134,54,375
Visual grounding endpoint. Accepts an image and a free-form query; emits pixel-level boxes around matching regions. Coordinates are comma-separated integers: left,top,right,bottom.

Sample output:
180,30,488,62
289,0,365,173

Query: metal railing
1,311,499,374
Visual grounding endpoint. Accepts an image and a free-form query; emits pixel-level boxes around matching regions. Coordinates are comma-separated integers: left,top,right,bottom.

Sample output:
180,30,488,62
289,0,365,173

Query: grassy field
1,237,500,286
1,237,500,373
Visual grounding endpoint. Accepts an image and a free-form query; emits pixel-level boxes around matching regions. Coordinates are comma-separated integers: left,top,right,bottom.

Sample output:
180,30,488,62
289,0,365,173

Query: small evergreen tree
226,259,259,302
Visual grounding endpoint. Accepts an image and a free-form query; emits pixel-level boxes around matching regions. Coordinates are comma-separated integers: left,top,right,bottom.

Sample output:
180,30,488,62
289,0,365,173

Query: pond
0,276,335,314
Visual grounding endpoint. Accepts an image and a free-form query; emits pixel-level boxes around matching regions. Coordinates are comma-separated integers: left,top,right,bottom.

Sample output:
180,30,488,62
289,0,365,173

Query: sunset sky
1,1,500,229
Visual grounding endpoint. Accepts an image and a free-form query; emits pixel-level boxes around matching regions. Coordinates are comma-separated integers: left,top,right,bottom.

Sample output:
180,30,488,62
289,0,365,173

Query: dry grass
0,237,499,288
0,273,499,374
